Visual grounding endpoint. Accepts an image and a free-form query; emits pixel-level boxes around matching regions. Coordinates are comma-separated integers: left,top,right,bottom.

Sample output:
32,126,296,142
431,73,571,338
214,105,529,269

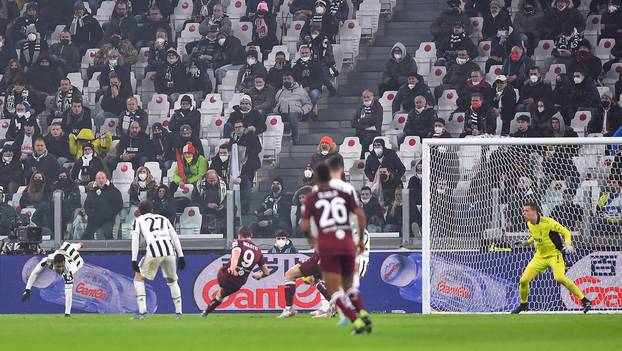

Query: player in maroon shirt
201,226,271,317
301,163,371,334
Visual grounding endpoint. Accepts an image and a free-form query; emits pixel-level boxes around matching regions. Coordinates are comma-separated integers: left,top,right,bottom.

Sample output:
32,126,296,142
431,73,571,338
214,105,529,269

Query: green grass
1,313,621,351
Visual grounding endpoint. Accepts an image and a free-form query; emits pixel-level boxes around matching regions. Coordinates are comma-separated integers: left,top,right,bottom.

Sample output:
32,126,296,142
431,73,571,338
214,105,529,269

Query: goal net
421,137,622,313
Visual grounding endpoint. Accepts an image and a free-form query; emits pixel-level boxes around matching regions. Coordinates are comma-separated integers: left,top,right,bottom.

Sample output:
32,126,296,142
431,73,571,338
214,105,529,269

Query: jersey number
241,250,255,268
315,197,348,228
145,217,166,233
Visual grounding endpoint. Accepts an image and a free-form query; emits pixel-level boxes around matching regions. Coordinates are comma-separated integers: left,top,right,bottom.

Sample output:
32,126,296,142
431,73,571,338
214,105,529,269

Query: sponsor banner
0,252,421,314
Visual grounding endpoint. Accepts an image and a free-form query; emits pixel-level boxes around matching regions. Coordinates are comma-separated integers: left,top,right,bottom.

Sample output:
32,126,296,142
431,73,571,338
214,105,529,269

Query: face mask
168,57,178,64
304,169,313,178
184,156,193,163
361,197,370,204
190,67,199,75
491,10,499,17
529,75,539,83
380,174,388,182
218,38,226,46
415,107,424,113
16,112,25,117
471,78,481,85
363,100,372,107
60,39,70,45
138,173,147,181
247,58,256,65
434,126,444,134
557,3,567,11
524,6,535,14
393,53,402,60
219,155,229,163
301,56,311,62
573,77,583,84
316,6,325,14
456,57,467,65
437,188,446,194
408,84,415,89
320,149,329,156
609,5,619,13
272,185,281,194
34,179,43,185
255,84,264,90
311,33,319,39
3,156,12,163
27,33,37,41
283,81,293,89
109,59,118,66
471,102,481,109
537,106,545,113
511,54,521,62
276,239,286,248
374,147,383,156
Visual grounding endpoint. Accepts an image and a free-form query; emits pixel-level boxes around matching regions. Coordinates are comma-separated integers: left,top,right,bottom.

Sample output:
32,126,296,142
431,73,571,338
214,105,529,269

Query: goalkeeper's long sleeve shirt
527,216,571,258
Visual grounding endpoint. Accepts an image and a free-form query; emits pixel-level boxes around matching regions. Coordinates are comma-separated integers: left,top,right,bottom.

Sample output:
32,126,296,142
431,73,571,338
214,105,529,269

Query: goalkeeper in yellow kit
511,202,592,314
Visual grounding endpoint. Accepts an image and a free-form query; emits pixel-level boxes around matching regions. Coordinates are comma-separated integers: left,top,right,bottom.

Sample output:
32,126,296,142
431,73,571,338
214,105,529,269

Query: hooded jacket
149,123,174,161
392,78,434,114
512,0,545,40
382,42,417,85
155,50,188,95
70,153,106,185
528,99,555,135
64,9,103,47
84,181,123,226
274,82,313,115
173,147,208,185
364,139,406,182
62,106,93,136
310,136,339,166
68,128,112,159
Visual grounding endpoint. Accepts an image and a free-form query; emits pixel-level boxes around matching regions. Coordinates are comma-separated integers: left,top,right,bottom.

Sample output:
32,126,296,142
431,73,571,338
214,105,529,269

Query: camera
2,214,43,255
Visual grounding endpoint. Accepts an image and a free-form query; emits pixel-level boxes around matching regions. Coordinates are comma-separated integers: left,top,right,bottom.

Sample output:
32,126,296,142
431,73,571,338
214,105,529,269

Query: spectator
426,118,452,138
229,121,262,213
569,40,602,81
118,97,148,136
567,68,601,125
492,75,517,135
65,2,103,55
168,95,201,135
297,163,315,188
236,49,268,93
18,26,49,69
9,2,47,45
113,121,150,170
461,93,498,137
392,72,434,114
550,115,579,137
47,78,82,126
131,0,174,20
431,0,473,46
550,22,583,70
543,0,586,39
224,94,267,137
376,165,403,207
379,42,417,96
252,177,292,237
68,128,112,160
7,100,40,142
19,171,53,232
290,0,315,20
192,169,228,233
0,35,17,73
213,31,246,84
173,124,205,156
550,189,584,231
529,98,556,136
512,0,545,56
128,166,158,207
511,114,541,137
457,69,494,112
384,187,404,233
541,144,580,192
3,80,42,123
82,171,123,240
155,48,187,100
199,4,232,37
153,184,176,224
71,143,106,186
103,0,138,44
292,185,312,236
269,231,298,253
360,186,385,233
98,74,131,129
172,143,208,192
52,168,81,238
0,144,23,196
274,71,312,145
310,135,338,166
482,0,513,41
267,51,290,90
209,144,231,183
307,23,338,96
520,66,553,110
44,122,71,167
588,93,622,136
352,89,382,159
149,123,175,172
552,73,574,121
502,46,533,88
61,98,93,136
25,56,63,95
292,45,322,120
505,176,539,232
404,96,437,139
23,137,60,183
437,21,478,65
14,118,41,160
0,59,24,93
186,59,214,100
147,28,174,72
601,0,622,39
434,49,480,101
407,162,423,207
593,174,622,235
187,24,220,73
247,75,276,116
38,0,73,31
136,6,172,49
365,139,405,182
97,49,133,99
48,30,80,74
249,1,278,55
94,31,138,68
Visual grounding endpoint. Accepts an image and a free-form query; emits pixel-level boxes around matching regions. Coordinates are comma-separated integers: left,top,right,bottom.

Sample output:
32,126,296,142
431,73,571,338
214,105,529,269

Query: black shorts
217,267,246,297
319,253,355,276
299,253,322,280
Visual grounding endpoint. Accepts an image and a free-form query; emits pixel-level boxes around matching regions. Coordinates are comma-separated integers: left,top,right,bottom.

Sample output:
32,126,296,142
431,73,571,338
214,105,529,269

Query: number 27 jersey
302,186,359,256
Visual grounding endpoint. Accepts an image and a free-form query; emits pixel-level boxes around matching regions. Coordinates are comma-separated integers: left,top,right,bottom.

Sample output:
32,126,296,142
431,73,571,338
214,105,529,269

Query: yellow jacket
68,129,112,159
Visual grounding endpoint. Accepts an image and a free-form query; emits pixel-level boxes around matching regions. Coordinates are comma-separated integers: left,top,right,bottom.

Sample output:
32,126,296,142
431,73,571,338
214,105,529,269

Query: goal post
421,137,622,313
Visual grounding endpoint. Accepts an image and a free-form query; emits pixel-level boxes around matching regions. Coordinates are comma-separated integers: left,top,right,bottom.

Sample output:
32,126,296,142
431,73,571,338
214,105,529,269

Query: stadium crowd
0,0,621,241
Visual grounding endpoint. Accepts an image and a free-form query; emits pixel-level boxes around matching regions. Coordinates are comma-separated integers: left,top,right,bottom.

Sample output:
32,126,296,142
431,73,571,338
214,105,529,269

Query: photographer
0,186,17,236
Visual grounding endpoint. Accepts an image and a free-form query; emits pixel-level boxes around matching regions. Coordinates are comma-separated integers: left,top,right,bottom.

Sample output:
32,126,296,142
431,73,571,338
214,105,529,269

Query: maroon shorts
298,253,322,280
319,253,355,275
217,266,247,297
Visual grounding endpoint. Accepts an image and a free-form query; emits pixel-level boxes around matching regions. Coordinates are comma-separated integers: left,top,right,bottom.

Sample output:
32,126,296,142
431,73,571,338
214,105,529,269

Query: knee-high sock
352,273,360,290
315,280,330,301
331,290,357,322
284,280,296,308
519,281,530,304
64,284,73,315
204,291,223,314
346,286,365,312
167,281,182,314
134,280,147,314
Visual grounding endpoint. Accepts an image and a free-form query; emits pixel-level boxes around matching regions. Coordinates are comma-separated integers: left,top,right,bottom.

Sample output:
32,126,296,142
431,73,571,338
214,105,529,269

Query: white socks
133,280,147,314
167,281,182,314
64,284,73,315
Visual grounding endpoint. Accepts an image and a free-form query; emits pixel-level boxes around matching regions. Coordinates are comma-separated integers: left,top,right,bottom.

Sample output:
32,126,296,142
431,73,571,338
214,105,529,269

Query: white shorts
139,255,178,281
356,254,369,277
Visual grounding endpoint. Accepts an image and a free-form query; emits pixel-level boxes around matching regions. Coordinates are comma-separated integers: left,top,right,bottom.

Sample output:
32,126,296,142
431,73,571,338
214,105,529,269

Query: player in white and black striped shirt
131,201,185,319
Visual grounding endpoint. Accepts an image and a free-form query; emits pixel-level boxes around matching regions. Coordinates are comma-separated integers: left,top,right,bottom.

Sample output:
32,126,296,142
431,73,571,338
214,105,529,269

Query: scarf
56,88,74,113
255,16,268,39
449,32,466,49
6,88,29,114
69,15,85,35
78,153,93,182
468,107,480,128
33,150,48,162
22,40,42,64
330,0,342,15
121,109,140,131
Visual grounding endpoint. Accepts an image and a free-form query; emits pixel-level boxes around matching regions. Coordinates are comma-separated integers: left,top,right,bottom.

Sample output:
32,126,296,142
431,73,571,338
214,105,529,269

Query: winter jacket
457,80,495,112
168,108,201,135
292,58,323,90
84,182,123,226
404,107,437,138
502,54,534,88
588,106,622,136
269,240,298,254
247,85,276,113
140,19,172,43
543,3,586,39
23,151,60,182
100,89,129,116
25,62,63,95
199,14,233,37
482,8,513,40
155,61,188,95
192,176,228,213
442,60,480,88
510,127,541,138
430,9,473,43
520,79,553,104
512,0,545,40
44,134,71,159
226,109,267,134
352,100,383,133
117,132,151,164
462,103,498,136
61,106,93,136
236,62,268,93
209,155,230,182
99,64,133,96
129,180,159,206
569,55,603,82
364,139,405,182
103,13,138,43
68,128,112,159
568,77,600,110
392,80,434,114
71,155,106,185
52,86,82,117
173,155,208,185
0,156,23,187
64,12,103,48
274,82,313,115
255,190,292,229
214,35,245,67
267,61,291,90
49,42,81,73
229,130,262,181
382,42,417,85
118,108,149,136
491,84,517,122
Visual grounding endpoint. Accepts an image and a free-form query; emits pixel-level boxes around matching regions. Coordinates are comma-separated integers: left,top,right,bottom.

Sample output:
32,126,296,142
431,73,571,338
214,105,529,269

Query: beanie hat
183,143,196,155
181,95,193,104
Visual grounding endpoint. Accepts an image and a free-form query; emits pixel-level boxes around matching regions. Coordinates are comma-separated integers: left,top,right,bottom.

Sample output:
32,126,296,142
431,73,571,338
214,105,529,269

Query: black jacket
569,77,601,110
117,132,150,163
520,79,553,104
62,108,93,136
118,109,149,136
209,155,230,182
392,80,434,114
267,62,291,90
588,106,622,136
228,109,268,135
169,108,201,135
229,131,262,181
155,62,188,95
215,35,245,66
482,8,513,40
291,59,323,91
510,127,541,138
404,107,437,138
0,156,23,187
255,190,292,228
23,151,60,183
364,140,406,182
84,182,123,226
492,85,517,122
351,100,383,133
149,133,175,162
100,90,129,115
462,104,497,136
64,13,103,47
71,156,106,185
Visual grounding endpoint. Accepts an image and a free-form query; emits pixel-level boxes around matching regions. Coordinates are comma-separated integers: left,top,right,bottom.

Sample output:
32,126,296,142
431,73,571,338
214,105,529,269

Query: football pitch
1,313,620,351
